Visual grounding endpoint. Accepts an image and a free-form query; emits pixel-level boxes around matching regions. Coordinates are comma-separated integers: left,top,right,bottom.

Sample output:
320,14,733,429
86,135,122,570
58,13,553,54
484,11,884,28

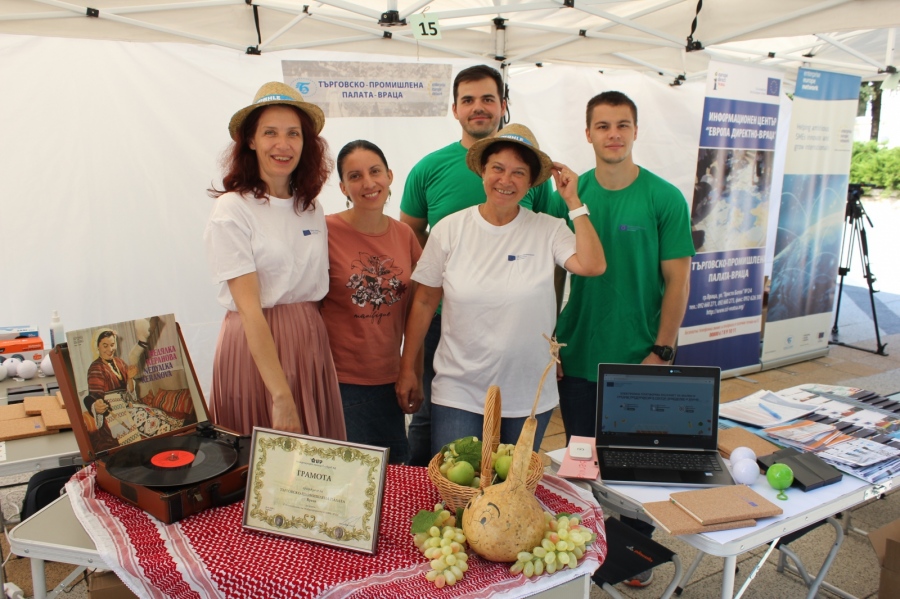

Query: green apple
494,455,513,480
447,461,475,486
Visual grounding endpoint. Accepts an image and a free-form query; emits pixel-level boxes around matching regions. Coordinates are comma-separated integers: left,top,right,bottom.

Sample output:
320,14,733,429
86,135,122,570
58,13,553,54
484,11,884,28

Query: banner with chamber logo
761,68,861,365
282,61,451,118
676,61,782,373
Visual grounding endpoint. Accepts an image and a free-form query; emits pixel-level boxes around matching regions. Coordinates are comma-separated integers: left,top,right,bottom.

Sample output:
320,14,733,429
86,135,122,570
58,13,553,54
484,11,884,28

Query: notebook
669,484,782,525
642,500,756,535
717,426,780,460
595,363,734,487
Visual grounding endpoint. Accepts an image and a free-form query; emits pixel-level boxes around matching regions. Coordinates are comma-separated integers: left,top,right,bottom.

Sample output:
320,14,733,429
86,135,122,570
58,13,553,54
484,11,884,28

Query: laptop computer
595,363,734,487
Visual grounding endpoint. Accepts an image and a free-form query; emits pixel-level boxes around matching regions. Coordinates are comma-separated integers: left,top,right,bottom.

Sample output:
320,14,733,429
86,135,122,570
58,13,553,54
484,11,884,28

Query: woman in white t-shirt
396,124,605,455
204,82,346,440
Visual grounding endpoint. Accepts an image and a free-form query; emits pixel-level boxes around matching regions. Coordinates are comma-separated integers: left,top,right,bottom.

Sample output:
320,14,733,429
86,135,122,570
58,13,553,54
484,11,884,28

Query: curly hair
209,105,333,213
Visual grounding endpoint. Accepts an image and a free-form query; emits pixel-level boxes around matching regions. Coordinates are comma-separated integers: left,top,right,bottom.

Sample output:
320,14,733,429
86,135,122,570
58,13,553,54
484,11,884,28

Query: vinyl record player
51,315,250,524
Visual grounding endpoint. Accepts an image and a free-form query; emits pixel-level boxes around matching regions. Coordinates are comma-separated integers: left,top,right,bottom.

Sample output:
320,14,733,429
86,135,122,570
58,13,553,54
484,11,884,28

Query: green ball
766,463,794,490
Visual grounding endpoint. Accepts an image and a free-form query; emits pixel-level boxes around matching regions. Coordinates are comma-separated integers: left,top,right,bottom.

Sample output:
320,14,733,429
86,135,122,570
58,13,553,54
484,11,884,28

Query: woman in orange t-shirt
321,140,422,464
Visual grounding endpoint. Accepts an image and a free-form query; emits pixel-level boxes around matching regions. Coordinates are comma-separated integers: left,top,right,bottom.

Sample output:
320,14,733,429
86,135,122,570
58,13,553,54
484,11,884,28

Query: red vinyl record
151,450,196,469
106,435,238,488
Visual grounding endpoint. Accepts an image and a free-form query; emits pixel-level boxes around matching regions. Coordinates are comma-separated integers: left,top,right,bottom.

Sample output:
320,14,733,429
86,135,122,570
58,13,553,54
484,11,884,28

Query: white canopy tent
1,1,898,81
1,1,896,393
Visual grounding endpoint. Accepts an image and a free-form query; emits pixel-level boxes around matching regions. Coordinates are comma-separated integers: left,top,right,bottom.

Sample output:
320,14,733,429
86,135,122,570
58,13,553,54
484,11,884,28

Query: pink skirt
209,302,346,440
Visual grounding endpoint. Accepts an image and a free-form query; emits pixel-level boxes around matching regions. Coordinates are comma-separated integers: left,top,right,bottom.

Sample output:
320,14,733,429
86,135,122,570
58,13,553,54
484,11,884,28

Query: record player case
51,324,250,524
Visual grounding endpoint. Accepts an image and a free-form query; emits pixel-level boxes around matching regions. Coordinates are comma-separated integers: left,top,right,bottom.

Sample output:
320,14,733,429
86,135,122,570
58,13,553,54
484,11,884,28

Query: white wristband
568,205,590,221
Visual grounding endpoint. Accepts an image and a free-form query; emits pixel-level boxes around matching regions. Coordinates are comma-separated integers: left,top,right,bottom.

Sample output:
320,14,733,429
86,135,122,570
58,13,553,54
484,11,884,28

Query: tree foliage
850,141,900,190
858,82,874,116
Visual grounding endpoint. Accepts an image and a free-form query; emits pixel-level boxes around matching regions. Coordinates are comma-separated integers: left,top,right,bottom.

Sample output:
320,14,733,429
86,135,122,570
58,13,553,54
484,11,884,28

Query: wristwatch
568,205,590,221
651,345,675,361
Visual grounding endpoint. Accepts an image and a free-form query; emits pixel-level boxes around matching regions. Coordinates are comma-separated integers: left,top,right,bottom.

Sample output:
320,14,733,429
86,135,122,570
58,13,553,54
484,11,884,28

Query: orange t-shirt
321,214,423,385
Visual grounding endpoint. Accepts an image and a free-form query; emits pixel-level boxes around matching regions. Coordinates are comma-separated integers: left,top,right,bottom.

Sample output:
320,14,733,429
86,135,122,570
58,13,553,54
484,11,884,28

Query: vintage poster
65,314,200,454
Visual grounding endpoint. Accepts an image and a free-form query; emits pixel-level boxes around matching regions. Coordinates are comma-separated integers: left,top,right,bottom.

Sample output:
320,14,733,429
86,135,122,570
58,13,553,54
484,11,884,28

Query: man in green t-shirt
399,65,550,466
547,91,694,588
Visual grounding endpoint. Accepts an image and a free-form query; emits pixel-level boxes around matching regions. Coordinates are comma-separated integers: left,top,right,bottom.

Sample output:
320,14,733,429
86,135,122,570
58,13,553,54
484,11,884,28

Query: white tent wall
1,33,707,396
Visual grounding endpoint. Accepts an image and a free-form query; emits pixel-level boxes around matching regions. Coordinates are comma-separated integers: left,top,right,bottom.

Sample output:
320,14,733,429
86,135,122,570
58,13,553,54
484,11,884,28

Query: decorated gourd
462,335,562,562
462,416,546,561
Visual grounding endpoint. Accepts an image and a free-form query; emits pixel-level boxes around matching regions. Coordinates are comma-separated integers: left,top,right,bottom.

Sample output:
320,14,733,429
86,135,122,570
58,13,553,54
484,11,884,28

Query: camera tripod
830,184,888,355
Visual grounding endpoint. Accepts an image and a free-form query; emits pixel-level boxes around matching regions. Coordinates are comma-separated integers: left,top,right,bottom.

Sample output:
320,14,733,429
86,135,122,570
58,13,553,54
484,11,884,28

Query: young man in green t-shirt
399,65,550,466
549,91,694,588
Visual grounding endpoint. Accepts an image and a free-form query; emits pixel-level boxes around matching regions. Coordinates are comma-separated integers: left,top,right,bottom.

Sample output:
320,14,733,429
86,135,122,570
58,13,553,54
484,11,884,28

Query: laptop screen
595,363,722,450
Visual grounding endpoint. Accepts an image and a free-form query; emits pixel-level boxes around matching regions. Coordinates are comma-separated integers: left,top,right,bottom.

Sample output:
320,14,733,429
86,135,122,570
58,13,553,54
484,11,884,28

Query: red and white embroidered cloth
67,464,606,599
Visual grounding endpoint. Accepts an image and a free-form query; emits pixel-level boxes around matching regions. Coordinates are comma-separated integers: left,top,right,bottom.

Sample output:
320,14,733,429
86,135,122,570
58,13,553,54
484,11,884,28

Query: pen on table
759,403,782,420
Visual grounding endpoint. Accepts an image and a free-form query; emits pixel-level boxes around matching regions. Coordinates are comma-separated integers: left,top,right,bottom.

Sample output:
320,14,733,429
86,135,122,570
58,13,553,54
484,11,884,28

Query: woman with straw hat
396,123,605,454
204,82,346,440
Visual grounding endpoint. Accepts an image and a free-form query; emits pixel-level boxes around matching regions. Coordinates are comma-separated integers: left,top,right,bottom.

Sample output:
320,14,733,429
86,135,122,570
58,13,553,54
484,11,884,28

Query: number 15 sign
409,13,442,40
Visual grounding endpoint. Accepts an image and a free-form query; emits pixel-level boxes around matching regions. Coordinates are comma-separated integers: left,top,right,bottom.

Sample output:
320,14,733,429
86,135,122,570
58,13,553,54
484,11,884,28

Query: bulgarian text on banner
282,61,452,118
678,61,783,373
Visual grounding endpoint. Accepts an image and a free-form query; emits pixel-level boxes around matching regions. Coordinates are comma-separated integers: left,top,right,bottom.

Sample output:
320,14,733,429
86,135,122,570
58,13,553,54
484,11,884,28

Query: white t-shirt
204,191,329,311
412,206,576,417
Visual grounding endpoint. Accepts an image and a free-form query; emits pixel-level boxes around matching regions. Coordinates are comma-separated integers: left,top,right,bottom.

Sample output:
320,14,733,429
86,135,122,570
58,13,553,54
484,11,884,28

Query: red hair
209,105,332,213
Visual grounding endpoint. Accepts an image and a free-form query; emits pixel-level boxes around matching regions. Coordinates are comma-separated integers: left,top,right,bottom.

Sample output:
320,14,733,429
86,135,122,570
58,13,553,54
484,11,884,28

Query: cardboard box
0,325,40,340
868,518,900,598
88,570,139,599
0,337,44,354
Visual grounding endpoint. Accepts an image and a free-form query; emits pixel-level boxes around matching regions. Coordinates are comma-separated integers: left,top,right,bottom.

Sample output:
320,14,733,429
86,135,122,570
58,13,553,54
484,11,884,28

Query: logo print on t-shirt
302,229,321,236
346,253,407,314
508,254,534,261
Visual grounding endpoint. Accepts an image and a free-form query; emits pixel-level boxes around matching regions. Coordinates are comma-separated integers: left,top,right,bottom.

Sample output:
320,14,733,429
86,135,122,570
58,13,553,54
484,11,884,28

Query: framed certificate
242,428,389,554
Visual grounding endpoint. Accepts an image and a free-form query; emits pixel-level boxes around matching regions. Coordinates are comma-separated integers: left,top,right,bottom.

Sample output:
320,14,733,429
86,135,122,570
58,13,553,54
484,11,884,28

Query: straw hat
228,81,325,141
466,123,553,186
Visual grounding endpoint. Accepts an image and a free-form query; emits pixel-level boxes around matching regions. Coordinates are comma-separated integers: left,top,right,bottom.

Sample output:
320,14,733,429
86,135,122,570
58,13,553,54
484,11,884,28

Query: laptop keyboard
603,450,722,471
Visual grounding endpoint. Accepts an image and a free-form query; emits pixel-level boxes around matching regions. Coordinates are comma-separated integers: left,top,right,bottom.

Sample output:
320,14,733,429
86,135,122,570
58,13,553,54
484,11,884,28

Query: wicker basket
427,386,543,511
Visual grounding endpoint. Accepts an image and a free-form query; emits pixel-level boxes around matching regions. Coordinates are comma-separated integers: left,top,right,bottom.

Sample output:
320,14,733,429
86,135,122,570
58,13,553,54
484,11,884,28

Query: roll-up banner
761,69,861,367
677,61,782,373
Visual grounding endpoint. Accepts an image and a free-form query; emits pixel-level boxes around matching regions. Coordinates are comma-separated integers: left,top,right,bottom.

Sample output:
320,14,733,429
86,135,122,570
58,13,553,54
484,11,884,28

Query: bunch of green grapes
412,504,470,588
509,512,596,577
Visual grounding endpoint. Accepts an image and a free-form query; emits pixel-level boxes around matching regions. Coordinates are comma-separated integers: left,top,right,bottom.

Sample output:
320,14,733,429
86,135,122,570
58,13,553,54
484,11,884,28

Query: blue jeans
339,382,409,465
431,404,554,456
407,313,441,466
558,374,654,537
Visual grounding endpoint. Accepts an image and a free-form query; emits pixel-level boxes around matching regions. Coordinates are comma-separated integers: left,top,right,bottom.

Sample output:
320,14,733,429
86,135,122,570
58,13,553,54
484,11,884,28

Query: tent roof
2,1,897,81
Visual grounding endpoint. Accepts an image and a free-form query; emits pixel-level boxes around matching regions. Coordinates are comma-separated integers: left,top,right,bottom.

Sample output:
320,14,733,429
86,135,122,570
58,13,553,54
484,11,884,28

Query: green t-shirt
400,141,551,228
549,167,695,381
